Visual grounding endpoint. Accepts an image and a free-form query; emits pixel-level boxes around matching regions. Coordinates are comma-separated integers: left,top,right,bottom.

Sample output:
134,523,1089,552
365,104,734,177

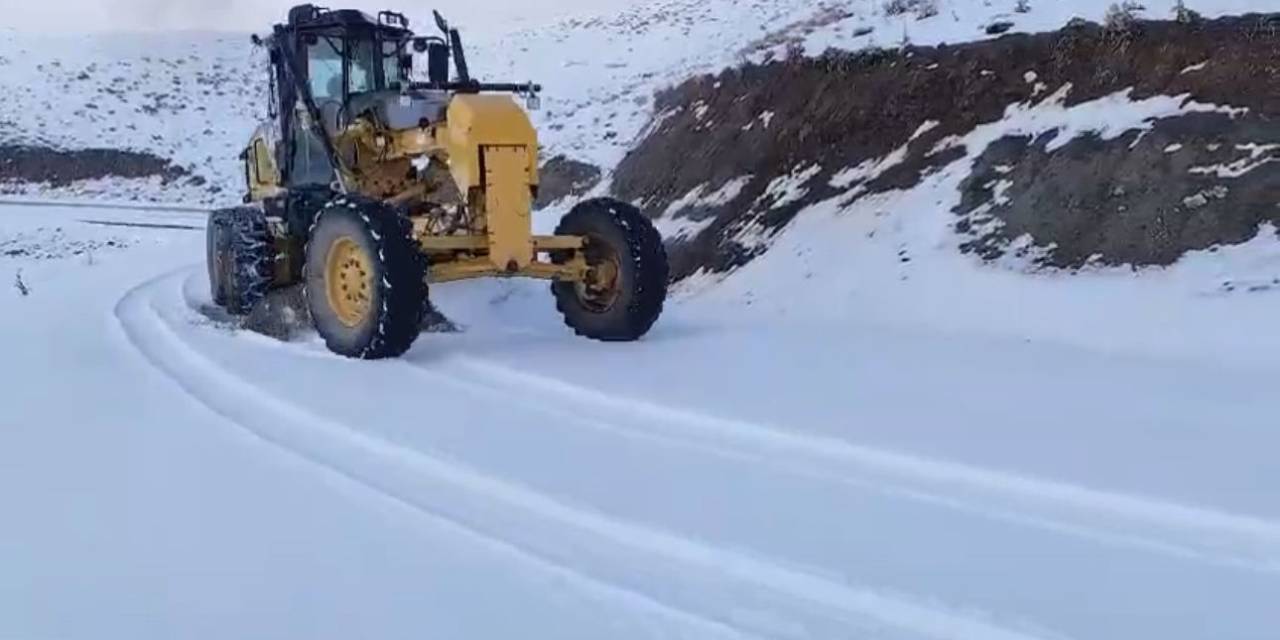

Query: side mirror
426,41,450,85
251,34,263,46
433,10,449,35
526,92,541,111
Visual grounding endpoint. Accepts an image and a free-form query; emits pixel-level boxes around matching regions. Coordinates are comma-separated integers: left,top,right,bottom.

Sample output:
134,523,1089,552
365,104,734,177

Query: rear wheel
552,198,668,341
206,209,231,305
212,207,273,316
304,195,429,359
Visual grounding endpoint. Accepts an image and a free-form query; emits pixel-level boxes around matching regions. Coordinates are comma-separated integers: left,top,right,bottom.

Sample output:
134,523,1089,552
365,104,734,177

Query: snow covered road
3,202,1278,639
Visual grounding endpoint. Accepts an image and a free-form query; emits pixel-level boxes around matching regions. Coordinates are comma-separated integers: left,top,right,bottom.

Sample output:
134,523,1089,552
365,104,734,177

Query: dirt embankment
957,113,1280,267
615,13,1280,278
536,155,602,209
0,144,190,187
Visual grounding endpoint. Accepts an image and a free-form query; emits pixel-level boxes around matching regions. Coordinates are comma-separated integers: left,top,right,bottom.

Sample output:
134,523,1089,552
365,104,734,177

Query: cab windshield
306,32,407,100
306,36,344,101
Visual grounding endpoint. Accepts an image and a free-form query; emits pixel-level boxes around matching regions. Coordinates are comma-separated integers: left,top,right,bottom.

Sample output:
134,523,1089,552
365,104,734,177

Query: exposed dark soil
0,143,188,187
240,285,313,341
614,13,1280,279
537,155,602,209
958,113,1280,267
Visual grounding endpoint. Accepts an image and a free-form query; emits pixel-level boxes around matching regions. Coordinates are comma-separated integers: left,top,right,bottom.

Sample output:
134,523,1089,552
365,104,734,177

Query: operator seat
318,75,344,137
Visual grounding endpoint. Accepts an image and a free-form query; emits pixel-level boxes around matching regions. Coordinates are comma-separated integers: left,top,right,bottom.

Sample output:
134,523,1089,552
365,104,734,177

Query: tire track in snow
400,359,1279,573
422,355,1280,574
115,269,761,640
119,268,1063,640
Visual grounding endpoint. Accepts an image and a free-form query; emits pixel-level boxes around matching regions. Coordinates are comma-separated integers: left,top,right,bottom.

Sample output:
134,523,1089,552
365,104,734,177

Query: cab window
382,40,405,90
348,37,378,95
307,37,343,100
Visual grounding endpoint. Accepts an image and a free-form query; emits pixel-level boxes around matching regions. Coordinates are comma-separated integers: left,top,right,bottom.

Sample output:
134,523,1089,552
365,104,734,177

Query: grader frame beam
415,233,584,252
418,233,588,283
406,92,591,285
426,256,586,283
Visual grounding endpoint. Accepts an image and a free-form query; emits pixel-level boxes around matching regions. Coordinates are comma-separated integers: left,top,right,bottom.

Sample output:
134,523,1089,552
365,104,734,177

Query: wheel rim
324,236,374,327
576,235,623,313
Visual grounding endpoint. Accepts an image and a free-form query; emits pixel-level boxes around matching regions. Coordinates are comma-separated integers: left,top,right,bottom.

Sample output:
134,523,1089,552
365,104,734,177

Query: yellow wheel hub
578,239,623,313
324,236,375,328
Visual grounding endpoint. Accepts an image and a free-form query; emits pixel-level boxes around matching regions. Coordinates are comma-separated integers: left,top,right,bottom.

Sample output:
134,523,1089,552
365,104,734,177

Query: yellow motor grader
207,5,668,358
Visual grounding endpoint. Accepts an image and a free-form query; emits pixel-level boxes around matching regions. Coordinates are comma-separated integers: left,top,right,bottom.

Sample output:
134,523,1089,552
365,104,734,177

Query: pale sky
0,0,639,33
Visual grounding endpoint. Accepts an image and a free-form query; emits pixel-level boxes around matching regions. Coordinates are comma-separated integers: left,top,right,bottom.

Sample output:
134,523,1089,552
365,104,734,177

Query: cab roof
283,5,412,36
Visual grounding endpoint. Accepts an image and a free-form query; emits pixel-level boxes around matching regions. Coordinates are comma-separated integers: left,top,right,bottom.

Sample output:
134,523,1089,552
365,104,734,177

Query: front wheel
551,198,669,341
304,195,429,359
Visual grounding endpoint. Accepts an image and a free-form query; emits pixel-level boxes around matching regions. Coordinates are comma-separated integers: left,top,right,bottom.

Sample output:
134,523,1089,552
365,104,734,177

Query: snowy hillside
0,30,261,203
3,1,1280,639
487,0,1267,168
1,0,1264,204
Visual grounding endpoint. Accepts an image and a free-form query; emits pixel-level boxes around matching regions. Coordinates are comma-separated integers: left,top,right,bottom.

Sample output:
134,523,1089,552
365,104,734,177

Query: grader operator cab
207,4,668,359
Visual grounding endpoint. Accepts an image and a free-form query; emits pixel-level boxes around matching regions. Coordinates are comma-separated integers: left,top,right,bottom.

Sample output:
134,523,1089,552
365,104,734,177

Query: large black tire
206,209,231,305
552,198,668,341
220,207,273,316
304,195,429,359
